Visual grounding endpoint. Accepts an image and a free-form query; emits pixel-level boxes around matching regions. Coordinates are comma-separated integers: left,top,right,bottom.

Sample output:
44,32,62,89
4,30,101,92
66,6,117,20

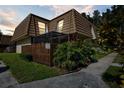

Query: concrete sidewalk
80,53,118,76
17,53,118,88
0,61,18,88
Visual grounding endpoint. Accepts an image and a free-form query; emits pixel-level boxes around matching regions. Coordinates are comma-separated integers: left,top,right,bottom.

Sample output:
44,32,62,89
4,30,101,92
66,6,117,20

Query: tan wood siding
12,14,49,41
12,15,31,41
28,15,49,36
74,10,92,37
49,10,75,34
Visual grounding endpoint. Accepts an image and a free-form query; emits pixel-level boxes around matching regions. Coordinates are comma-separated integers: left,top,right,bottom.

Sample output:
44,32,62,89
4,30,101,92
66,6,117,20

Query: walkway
0,61,18,88
17,53,118,88
80,53,118,76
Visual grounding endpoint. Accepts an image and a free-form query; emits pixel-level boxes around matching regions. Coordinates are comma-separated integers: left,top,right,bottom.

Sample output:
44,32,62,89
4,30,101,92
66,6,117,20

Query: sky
0,5,112,36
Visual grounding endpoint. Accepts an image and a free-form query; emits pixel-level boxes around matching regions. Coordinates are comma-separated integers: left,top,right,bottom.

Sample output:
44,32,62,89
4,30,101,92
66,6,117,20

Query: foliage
53,41,83,71
97,6,124,50
0,30,2,35
20,54,33,62
0,53,64,83
102,66,123,88
54,39,98,71
113,54,124,71
92,10,101,27
81,12,93,23
0,30,2,40
83,5,124,51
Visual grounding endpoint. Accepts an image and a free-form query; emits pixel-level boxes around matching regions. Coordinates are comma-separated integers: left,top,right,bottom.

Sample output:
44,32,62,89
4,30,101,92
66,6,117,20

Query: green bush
102,66,123,87
53,39,98,71
53,42,83,71
20,54,33,62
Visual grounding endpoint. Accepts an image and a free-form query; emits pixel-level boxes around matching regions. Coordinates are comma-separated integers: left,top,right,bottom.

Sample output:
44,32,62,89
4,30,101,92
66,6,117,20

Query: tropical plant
53,42,83,71
53,39,97,71
97,6,124,50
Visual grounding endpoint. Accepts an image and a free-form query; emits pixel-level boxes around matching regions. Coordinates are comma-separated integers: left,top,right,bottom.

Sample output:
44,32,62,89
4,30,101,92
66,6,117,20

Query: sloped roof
12,9,96,42
0,35,12,45
12,14,49,41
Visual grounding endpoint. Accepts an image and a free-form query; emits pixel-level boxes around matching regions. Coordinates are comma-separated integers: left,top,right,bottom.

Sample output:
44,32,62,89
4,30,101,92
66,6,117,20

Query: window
57,20,64,32
38,22,46,34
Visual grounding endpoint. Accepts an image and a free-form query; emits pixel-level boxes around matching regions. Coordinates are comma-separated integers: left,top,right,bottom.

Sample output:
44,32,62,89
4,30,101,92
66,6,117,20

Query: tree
0,29,2,35
0,29,2,41
92,10,101,26
98,5,124,50
81,12,93,23
81,12,87,19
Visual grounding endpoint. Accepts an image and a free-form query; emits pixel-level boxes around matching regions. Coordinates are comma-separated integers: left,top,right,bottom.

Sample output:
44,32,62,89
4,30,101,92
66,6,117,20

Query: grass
102,53,124,88
95,51,109,59
113,54,124,63
0,53,65,83
102,66,123,88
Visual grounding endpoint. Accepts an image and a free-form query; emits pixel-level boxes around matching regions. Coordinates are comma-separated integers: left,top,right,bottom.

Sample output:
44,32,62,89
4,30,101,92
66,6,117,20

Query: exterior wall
12,15,31,41
49,10,76,34
74,10,93,38
16,37,31,53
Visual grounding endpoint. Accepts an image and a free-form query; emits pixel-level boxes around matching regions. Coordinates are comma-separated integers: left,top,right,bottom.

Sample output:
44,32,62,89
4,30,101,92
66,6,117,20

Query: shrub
53,39,97,71
53,42,83,71
20,54,33,62
63,61,77,71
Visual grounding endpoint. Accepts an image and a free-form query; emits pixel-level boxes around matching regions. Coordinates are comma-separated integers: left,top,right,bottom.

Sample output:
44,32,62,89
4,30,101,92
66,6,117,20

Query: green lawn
102,66,123,88
95,51,109,59
102,53,124,88
0,53,65,83
113,54,124,64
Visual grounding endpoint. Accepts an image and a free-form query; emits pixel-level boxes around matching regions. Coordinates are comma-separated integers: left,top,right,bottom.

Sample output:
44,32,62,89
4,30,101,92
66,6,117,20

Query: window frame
38,22,46,35
57,19,64,32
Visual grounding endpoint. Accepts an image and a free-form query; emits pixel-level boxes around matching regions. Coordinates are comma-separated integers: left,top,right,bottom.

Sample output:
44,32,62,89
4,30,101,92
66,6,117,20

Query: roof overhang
33,31,68,43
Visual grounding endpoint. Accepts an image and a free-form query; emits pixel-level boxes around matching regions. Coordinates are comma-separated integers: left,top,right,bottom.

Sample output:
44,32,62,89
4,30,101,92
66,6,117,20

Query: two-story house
12,9,96,66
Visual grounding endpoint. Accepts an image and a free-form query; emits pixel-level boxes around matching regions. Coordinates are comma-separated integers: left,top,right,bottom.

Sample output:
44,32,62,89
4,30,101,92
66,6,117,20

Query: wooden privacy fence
22,33,86,66
22,43,52,66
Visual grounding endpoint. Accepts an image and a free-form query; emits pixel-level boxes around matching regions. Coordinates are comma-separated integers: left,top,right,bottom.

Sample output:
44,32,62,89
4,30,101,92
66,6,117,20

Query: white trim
16,43,31,53
45,43,50,49
91,26,96,39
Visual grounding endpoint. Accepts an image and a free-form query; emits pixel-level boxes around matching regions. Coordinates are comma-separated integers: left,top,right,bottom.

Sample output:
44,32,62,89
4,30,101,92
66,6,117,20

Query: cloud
82,5,94,14
49,5,95,17
0,9,17,31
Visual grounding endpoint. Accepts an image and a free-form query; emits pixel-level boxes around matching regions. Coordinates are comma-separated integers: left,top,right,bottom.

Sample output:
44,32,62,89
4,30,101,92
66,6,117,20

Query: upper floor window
38,22,46,34
57,20,64,32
